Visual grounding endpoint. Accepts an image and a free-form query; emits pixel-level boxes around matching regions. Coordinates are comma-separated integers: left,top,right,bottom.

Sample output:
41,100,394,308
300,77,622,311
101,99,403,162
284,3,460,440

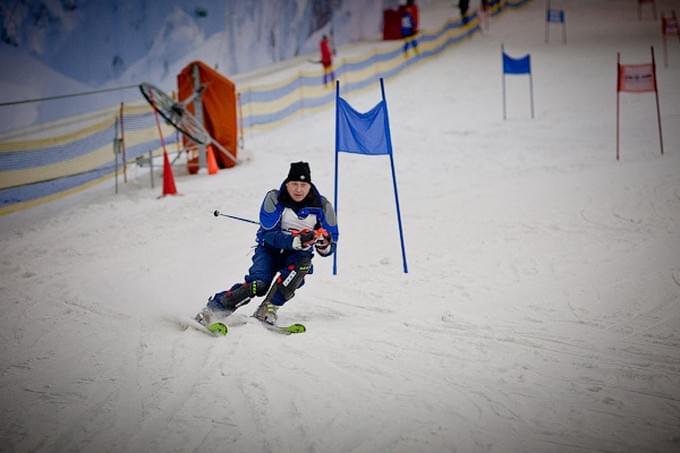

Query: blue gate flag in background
336,97,392,156
546,9,565,23
545,6,567,44
501,44,535,119
502,52,531,74
333,78,408,275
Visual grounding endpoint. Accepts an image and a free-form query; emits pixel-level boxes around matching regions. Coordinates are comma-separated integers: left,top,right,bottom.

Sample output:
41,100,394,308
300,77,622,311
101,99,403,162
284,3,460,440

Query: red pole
616,52,621,161
651,46,664,156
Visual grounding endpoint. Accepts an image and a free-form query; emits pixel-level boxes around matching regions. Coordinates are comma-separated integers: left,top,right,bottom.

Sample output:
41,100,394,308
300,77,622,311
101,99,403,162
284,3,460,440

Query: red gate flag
661,11,680,67
662,15,679,35
616,47,663,161
617,63,656,93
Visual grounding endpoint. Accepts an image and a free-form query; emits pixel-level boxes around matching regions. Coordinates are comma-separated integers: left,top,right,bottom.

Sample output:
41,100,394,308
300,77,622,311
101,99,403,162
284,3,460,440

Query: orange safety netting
177,61,238,172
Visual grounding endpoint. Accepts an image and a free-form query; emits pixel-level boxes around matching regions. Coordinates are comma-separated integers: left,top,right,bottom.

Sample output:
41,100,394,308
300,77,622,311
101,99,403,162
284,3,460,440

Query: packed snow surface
2,1,680,452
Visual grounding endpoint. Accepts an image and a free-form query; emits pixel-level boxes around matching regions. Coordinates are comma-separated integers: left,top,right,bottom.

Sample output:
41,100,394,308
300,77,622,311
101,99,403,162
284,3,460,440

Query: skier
320,34,336,87
458,0,470,24
195,161,338,327
400,0,419,57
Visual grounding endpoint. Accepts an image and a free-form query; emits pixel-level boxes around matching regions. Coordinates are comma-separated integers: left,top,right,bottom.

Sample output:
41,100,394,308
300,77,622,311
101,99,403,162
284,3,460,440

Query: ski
259,321,306,335
179,318,228,337
180,316,304,337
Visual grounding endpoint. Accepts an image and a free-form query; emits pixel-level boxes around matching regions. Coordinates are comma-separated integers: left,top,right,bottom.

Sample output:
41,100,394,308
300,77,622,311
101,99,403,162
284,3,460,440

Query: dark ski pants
238,245,313,306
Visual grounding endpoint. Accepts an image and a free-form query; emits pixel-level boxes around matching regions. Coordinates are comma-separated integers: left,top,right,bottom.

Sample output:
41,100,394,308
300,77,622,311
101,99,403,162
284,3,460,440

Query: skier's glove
292,229,317,250
315,230,332,256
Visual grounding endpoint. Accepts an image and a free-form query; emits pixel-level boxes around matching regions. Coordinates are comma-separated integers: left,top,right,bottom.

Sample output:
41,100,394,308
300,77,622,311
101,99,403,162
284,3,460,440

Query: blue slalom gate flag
336,97,392,155
502,52,531,75
333,79,408,275
546,8,565,23
545,6,567,44
501,44,535,119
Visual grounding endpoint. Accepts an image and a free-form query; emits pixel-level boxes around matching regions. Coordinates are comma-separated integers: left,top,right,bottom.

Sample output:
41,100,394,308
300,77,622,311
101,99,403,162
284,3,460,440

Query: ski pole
213,210,260,225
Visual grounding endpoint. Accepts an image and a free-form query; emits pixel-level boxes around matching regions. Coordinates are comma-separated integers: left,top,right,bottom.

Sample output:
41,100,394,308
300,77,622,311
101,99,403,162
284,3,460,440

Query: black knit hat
286,161,311,183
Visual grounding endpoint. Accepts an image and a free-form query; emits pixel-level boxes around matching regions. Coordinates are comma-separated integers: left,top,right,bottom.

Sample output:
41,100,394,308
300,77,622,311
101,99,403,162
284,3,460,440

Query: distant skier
400,0,419,57
195,162,338,327
458,0,470,24
320,34,336,87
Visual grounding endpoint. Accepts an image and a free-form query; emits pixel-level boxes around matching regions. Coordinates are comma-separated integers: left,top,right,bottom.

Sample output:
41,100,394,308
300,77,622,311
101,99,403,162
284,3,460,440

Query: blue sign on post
501,44,534,120
333,79,408,275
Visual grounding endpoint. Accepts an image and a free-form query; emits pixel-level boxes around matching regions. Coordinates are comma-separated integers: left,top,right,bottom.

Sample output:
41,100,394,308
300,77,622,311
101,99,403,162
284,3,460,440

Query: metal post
114,115,119,194
502,44,507,120
120,102,127,183
192,63,207,170
529,68,535,119
238,92,245,151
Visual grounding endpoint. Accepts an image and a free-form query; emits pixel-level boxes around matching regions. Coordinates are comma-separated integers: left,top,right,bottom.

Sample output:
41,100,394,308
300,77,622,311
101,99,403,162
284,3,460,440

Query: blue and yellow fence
0,0,529,216
237,0,529,131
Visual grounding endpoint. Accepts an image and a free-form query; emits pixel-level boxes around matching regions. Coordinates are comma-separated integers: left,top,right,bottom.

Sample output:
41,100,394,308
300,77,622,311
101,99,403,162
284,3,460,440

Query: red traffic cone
207,144,219,175
161,150,177,196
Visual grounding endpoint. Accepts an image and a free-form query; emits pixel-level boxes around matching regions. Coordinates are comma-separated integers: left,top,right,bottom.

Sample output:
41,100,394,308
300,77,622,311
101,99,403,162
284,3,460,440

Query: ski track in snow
2,0,680,452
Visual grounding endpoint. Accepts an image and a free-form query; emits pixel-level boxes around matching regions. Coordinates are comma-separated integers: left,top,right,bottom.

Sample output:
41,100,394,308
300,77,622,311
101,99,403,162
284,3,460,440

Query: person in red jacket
320,35,336,87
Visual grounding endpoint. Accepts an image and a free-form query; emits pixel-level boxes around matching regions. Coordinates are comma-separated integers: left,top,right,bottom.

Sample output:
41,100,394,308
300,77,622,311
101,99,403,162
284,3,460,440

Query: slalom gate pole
380,78,409,274
529,68,535,119
333,80,341,276
616,52,621,161
651,47,664,156
501,44,507,120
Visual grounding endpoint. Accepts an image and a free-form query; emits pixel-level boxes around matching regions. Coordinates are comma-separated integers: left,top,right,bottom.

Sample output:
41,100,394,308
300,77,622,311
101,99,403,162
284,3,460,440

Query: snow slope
2,0,680,452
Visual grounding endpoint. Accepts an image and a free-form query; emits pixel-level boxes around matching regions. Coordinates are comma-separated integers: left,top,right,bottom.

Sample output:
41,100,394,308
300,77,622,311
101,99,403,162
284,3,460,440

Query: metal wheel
139,82,209,145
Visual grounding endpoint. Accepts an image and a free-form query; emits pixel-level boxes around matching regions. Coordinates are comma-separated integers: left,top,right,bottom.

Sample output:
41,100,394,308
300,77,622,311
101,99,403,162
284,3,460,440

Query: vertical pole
502,44,507,120
150,92,170,189
529,56,535,119
333,80,341,276
651,46,664,156
663,29,669,68
119,102,127,183
639,1,642,21
380,78,408,274
545,9,549,43
238,92,245,151
114,115,119,195
562,12,567,44
616,52,621,161
192,64,206,170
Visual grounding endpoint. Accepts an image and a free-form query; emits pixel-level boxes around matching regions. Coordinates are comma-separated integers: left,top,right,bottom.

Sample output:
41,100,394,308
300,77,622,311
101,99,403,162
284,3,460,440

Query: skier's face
286,181,311,202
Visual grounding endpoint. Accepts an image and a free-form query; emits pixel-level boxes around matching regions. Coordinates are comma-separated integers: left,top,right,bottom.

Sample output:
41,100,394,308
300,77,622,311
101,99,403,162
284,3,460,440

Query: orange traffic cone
161,150,177,196
207,144,219,175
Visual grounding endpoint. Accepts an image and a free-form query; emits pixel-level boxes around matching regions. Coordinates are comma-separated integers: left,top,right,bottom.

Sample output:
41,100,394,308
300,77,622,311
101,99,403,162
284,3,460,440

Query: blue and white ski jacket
255,182,339,256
